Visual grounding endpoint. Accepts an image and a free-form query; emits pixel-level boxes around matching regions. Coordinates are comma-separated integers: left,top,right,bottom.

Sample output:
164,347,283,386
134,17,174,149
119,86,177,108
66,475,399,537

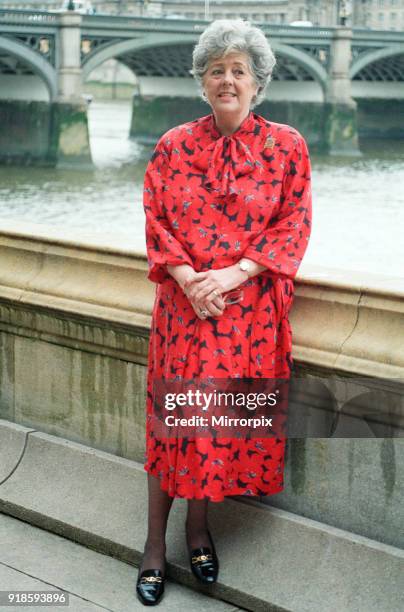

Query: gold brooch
264,136,275,149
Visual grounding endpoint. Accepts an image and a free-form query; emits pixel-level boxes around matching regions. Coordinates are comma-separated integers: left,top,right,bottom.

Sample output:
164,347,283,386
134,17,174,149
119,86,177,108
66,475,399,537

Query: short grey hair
191,19,276,108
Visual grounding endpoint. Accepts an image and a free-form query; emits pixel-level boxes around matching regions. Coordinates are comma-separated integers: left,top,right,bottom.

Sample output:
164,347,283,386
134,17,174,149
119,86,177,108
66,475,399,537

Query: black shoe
189,529,219,584
136,567,165,606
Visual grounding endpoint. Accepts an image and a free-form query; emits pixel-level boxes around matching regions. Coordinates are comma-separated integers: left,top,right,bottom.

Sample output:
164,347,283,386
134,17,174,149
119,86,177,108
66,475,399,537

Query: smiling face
202,51,259,120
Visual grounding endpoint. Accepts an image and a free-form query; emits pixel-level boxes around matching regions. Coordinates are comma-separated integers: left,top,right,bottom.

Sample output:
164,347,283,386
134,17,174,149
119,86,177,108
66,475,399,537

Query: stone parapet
0,220,402,549
292,264,404,379
0,221,402,377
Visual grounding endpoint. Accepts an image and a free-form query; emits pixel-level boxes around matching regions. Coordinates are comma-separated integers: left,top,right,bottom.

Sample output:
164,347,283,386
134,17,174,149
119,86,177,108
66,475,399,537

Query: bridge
1,8,404,164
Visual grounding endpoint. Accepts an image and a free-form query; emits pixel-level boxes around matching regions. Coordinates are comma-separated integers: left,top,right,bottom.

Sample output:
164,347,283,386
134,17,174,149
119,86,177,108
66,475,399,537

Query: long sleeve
143,138,194,284
242,133,312,279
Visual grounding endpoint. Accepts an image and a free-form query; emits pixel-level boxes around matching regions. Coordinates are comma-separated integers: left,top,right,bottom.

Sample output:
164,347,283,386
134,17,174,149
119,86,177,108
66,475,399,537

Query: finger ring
213,290,220,297
200,309,208,317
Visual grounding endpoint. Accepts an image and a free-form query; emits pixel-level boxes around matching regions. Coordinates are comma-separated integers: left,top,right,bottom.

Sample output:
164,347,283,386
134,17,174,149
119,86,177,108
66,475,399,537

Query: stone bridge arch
270,42,328,94
0,35,57,100
350,44,404,80
82,33,328,97
82,33,199,80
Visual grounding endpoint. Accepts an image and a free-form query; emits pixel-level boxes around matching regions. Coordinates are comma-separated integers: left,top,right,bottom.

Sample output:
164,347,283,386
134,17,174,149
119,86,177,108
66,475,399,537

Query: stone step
0,512,240,612
0,419,403,612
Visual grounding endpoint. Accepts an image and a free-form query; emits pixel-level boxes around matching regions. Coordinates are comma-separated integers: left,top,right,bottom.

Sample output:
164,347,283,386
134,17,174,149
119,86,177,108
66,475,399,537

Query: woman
137,19,312,606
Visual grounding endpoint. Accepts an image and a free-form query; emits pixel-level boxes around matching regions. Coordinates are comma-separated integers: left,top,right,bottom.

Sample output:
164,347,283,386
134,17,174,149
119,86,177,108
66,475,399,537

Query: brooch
264,136,275,149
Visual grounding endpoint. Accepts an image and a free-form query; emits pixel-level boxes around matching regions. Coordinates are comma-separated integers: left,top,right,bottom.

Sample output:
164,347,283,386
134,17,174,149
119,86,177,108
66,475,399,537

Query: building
1,0,404,30
353,0,404,31
158,1,291,24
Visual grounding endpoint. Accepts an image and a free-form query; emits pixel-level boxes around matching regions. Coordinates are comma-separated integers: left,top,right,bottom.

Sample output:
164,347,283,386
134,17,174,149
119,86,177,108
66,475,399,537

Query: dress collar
207,111,256,140
194,111,258,198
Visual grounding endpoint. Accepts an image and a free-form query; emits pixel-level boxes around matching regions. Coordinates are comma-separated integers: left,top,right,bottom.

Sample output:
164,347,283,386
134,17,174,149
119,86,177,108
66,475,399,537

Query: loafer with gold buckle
189,529,219,584
136,567,165,606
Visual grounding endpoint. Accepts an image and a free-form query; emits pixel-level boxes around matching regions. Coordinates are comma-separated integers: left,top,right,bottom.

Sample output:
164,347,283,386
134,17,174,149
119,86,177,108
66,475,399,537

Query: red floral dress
143,111,312,501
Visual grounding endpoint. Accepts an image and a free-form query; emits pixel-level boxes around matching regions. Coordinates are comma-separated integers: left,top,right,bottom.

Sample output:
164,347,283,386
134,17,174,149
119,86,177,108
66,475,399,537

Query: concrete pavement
0,419,403,612
0,512,242,612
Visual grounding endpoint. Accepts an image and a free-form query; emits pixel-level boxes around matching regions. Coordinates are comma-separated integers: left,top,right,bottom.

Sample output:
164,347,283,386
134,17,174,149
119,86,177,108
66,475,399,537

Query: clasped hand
183,267,243,320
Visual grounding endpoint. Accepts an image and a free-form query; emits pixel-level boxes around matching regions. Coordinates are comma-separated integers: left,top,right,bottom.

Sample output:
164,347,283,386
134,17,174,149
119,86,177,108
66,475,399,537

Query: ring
212,290,220,297
200,309,208,317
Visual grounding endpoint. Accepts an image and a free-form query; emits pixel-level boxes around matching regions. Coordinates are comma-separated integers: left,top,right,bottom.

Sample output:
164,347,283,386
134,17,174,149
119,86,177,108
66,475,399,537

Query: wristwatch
238,259,251,278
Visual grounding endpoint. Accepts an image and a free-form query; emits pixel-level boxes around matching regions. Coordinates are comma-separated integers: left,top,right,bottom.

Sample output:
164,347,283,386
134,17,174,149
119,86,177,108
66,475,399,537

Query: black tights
140,473,211,572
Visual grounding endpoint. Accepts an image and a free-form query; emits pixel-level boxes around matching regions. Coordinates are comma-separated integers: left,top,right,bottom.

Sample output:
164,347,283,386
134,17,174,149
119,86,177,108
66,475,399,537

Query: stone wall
1,96,402,167
0,100,52,165
130,95,404,150
130,96,326,150
0,100,92,167
356,98,404,140
0,222,403,548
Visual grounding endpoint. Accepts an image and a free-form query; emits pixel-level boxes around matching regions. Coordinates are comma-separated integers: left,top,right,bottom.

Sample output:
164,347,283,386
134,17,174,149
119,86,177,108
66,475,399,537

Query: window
378,0,384,6
378,11,385,21
390,11,397,19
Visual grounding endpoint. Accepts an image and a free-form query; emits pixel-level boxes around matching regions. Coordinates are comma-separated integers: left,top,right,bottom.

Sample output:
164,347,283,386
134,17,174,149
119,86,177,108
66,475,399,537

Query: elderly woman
137,19,312,606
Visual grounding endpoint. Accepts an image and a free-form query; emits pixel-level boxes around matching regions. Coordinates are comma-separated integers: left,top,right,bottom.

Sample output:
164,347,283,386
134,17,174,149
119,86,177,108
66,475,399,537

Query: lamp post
205,0,210,21
337,0,352,26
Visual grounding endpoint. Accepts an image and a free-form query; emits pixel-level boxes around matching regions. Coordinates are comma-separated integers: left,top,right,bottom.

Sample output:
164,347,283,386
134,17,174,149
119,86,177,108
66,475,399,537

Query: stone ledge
0,224,403,377
0,420,34,483
0,419,403,612
290,278,404,377
0,300,151,364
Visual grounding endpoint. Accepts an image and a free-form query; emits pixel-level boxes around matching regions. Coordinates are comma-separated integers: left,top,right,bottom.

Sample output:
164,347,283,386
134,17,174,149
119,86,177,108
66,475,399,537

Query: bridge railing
81,14,336,40
352,27,404,43
0,8,60,24
0,8,336,38
1,8,404,40
2,8,404,44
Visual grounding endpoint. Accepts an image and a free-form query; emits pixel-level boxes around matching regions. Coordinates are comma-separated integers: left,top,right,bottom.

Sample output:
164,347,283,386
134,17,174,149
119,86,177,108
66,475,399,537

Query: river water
0,100,403,281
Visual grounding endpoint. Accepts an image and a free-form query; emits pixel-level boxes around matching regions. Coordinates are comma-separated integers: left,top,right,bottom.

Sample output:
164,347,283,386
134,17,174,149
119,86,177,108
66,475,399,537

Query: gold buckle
140,576,163,583
192,553,213,564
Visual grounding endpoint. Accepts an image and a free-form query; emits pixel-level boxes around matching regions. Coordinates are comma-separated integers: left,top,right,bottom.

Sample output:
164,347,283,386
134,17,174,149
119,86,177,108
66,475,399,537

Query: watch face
240,261,249,271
